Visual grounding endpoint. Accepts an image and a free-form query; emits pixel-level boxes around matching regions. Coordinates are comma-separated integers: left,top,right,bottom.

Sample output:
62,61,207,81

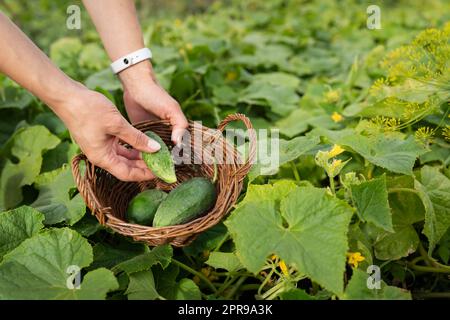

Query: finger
103,156,155,182
115,121,161,153
169,106,189,146
116,144,141,160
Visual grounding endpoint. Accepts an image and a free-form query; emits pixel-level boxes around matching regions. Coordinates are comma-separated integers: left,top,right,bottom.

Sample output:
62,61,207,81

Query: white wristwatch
110,48,152,74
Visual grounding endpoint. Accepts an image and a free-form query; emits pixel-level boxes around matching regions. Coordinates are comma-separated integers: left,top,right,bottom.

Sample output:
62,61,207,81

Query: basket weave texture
71,113,256,247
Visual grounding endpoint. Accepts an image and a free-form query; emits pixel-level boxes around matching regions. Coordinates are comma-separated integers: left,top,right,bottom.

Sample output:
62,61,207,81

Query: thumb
116,122,161,153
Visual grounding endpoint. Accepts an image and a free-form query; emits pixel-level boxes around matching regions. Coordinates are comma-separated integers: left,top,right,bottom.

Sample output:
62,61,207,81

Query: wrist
49,82,92,126
118,60,157,94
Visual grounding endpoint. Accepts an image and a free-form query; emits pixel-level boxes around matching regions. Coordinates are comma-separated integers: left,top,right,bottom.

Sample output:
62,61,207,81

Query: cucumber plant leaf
0,206,44,260
350,174,393,232
154,264,202,300
248,135,320,181
0,126,60,210
340,133,426,176
126,270,160,300
415,166,450,253
0,228,118,299
320,129,426,175
113,244,172,274
206,252,244,272
341,269,411,300
31,165,85,226
226,184,354,294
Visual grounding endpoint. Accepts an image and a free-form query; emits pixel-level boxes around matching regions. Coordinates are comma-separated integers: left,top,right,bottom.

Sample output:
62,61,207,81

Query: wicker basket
71,113,256,247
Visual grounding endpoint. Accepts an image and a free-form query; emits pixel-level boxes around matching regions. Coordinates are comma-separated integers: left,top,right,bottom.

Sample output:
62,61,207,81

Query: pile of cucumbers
126,131,217,227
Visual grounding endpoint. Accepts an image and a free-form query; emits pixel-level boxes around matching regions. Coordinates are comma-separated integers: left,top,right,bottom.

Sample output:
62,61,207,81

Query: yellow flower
226,71,238,81
186,43,193,51
330,159,342,169
331,112,344,123
347,252,365,268
279,260,289,276
328,144,345,157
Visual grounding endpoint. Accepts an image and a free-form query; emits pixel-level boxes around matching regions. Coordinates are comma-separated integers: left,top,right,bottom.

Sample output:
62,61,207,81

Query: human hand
119,62,188,146
57,86,160,182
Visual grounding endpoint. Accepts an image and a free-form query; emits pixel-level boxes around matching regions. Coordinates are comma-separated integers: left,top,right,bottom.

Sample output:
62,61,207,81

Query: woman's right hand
57,86,160,182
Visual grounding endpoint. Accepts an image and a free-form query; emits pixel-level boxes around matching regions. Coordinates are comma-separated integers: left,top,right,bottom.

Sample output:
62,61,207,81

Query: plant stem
258,268,275,296
329,176,335,194
225,276,248,299
171,259,218,294
217,275,235,295
418,243,450,270
239,284,261,292
290,162,301,181
408,263,450,274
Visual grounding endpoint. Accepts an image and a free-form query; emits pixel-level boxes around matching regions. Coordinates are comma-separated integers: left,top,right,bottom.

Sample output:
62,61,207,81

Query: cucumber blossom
141,131,177,184
126,189,167,225
153,177,217,227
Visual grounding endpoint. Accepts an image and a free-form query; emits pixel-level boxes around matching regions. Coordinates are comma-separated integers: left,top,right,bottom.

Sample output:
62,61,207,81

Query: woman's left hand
120,62,188,146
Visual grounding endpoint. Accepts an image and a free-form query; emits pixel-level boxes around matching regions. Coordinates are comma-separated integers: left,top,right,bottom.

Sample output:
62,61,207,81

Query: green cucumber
141,131,177,184
126,189,167,225
153,177,217,227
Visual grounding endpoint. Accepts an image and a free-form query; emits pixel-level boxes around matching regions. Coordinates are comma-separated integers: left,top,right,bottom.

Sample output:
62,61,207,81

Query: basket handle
71,154,106,224
214,113,257,177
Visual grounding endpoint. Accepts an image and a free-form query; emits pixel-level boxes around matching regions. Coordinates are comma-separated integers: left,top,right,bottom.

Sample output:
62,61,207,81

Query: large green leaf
415,166,450,252
126,270,160,300
239,82,299,116
248,135,320,181
251,72,300,89
90,238,148,270
41,141,79,173
320,129,426,175
275,108,339,138
237,180,298,207
0,228,118,299
206,252,243,272
85,68,122,91
0,206,44,260
374,226,419,261
113,245,172,274
0,126,60,210
31,165,85,225
226,185,354,294
351,174,393,232
341,269,411,300
372,176,424,260
155,264,202,300
340,133,425,176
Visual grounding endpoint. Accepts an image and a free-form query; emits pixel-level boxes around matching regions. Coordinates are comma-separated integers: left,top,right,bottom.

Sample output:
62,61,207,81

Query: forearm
82,0,154,91
0,12,84,115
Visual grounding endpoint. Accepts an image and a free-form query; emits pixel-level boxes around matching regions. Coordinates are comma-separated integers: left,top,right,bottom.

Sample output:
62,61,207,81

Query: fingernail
147,139,161,152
